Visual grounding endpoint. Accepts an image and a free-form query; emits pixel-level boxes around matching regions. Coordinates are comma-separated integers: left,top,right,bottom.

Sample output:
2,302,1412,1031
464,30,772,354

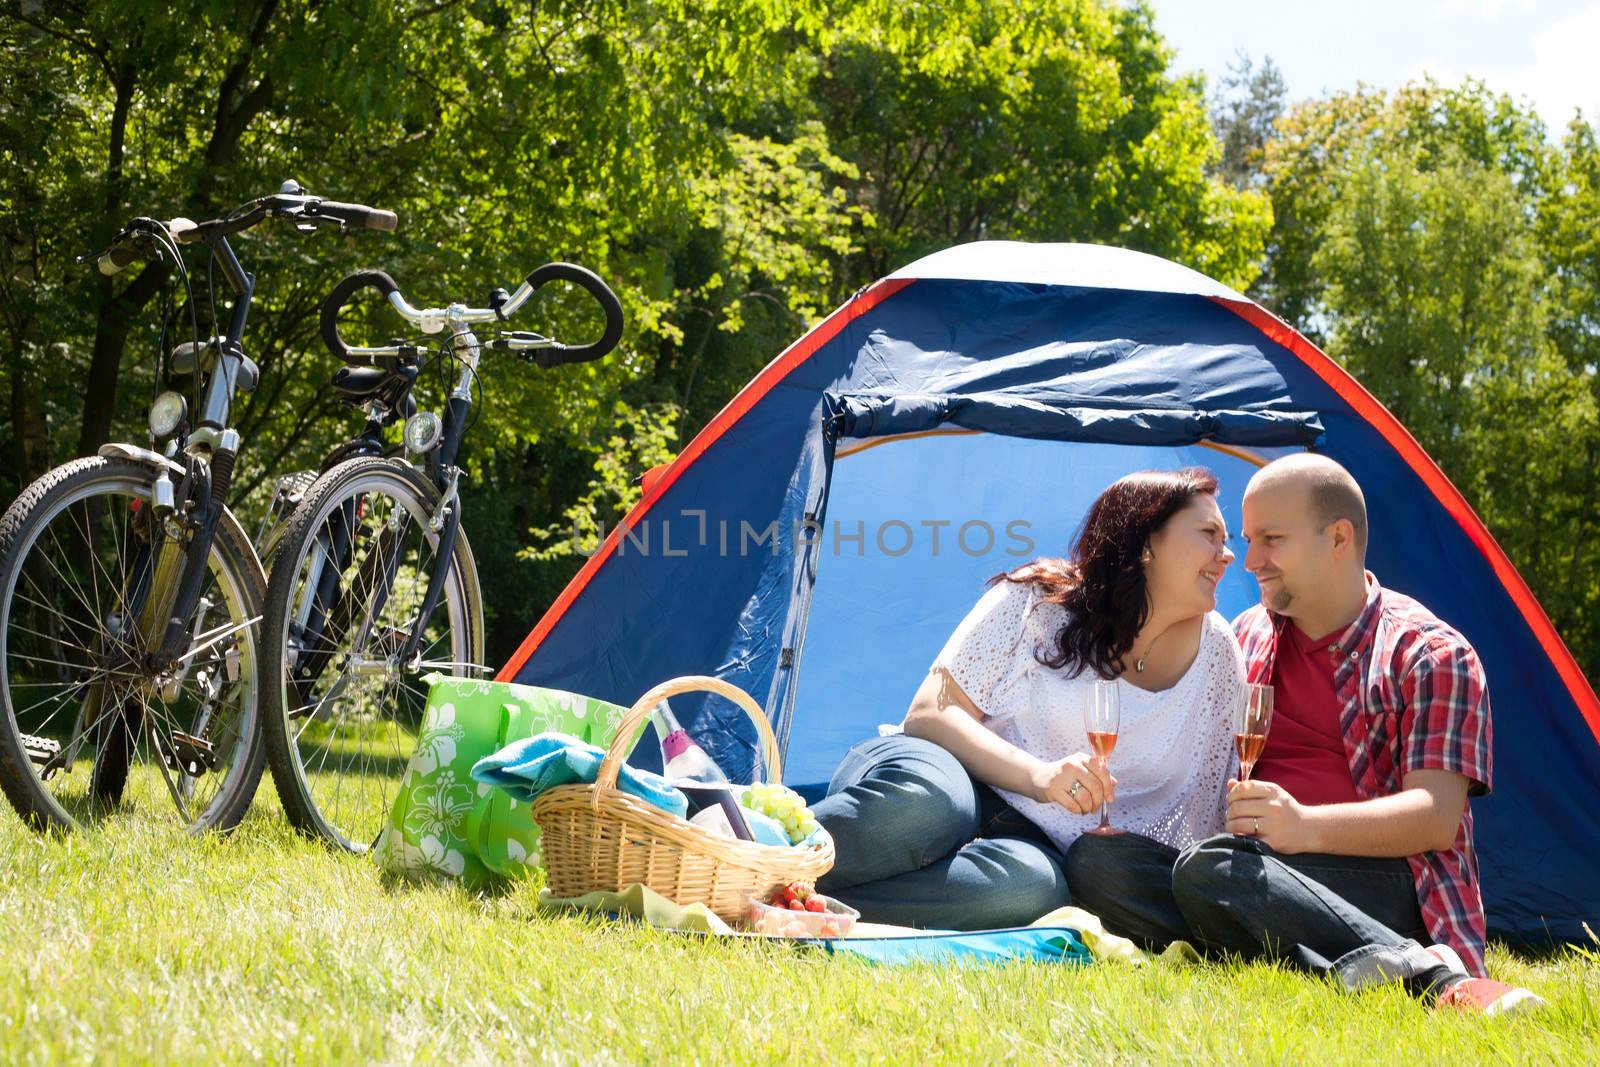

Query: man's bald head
1246,454,1368,559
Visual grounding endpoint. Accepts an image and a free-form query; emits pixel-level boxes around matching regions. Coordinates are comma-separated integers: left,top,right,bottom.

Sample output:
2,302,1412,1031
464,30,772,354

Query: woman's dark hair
996,467,1220,680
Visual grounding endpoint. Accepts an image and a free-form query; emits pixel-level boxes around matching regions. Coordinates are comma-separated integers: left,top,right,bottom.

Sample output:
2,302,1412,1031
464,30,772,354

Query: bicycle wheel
260,456,483,851
0,456,267,832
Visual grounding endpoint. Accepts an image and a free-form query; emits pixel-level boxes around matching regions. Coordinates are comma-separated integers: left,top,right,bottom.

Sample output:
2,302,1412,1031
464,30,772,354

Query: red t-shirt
1253,620,1362,806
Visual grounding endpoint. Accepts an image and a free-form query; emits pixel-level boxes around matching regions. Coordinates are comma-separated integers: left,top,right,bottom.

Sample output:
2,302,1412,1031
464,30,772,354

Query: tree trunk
75,61,138,458
8,347,51,487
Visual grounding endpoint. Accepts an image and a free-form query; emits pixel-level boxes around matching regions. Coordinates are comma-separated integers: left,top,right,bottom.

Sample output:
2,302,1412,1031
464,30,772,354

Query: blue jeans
1064,831,1466,998
812,735,1071,930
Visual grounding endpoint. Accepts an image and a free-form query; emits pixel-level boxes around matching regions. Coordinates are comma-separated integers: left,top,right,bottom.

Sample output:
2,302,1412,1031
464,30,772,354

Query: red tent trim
1213,296,1600,746
497,277,916,682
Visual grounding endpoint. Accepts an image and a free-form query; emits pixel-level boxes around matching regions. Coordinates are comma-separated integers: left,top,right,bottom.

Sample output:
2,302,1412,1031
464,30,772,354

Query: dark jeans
811,735,1072,930
1064,832,1467,998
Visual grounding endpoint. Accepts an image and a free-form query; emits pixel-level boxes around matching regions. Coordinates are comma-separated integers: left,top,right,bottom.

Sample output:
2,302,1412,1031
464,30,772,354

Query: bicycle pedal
21,733,61,766
168,731,218,775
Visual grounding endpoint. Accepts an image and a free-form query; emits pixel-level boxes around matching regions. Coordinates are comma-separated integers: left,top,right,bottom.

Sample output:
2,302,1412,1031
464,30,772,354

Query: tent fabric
499,241,1600,946
887,240,1244,300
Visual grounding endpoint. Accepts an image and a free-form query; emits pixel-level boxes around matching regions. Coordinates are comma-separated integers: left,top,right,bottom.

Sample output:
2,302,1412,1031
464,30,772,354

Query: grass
0,784,1594,1066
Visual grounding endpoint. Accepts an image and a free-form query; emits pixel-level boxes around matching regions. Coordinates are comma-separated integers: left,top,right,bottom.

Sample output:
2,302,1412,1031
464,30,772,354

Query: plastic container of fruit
745,893,860,939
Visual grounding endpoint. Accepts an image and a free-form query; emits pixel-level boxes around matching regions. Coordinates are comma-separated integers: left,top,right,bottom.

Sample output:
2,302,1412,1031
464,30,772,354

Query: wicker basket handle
593,675,781,810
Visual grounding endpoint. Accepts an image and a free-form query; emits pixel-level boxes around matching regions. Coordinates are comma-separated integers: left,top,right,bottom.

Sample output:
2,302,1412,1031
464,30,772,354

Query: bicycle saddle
331,363,418,408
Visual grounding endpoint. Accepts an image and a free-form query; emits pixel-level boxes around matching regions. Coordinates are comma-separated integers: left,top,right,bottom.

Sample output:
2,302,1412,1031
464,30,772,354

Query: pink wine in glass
1234,732,1268,779
1088,730,1118,760
1083,681,1122,835
1235,684,1275,782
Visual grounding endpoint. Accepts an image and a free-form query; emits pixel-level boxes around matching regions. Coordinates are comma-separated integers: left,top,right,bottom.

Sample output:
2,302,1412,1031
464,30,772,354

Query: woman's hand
1030,754,1116,815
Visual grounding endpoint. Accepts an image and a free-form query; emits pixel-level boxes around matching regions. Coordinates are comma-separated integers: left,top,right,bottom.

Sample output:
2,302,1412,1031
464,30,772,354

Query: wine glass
1083,679,1121,836
1234,683,1275,782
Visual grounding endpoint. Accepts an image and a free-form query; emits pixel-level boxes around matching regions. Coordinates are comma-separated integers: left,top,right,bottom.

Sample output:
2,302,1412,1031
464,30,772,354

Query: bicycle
258,261,623,851
0,180,397,832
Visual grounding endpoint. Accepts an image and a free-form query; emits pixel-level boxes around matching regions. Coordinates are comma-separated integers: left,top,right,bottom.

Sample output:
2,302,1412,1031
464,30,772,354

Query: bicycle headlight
403,411,442,454
148,390,187,439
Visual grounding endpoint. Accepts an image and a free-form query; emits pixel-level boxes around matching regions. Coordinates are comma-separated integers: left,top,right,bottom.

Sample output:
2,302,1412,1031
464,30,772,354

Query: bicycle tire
259,455,483,851
0,456,267,832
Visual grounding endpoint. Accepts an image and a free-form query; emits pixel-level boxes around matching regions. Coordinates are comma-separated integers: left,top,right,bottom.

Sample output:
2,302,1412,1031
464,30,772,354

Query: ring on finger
1253,816,1260,835
1068,780,1082,798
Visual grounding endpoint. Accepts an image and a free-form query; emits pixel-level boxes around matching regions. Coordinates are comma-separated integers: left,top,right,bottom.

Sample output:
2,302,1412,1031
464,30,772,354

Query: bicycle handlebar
90,184,396,278
318,261,624,368
520,262,625,364
319,269,403,364
312,201,399,233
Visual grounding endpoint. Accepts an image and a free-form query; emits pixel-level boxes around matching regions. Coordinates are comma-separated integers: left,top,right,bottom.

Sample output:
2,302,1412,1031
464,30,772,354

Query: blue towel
471,731,689,819
737,806,792,848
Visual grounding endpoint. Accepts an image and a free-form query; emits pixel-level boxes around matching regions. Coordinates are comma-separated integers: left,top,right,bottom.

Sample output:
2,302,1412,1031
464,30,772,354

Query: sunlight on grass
0,795,1593,1064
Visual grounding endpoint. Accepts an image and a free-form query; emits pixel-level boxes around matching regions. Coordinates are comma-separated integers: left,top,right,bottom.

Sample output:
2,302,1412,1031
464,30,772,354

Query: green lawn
0,785,1593,1065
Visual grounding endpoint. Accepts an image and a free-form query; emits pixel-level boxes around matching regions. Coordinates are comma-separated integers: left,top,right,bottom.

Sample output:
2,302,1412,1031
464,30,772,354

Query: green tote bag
373,674,630,889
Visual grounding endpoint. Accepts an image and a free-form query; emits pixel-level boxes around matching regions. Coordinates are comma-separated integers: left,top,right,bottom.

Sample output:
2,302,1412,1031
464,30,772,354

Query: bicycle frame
134,232,257,672
286,324,478,702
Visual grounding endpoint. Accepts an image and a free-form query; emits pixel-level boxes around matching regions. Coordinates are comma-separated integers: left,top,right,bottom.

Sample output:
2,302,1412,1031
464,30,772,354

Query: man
1065,454,1542,1015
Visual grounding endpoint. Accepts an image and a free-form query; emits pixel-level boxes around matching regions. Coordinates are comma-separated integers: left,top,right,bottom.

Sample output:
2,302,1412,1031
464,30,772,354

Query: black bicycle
0,181,396,832
259,261,622,850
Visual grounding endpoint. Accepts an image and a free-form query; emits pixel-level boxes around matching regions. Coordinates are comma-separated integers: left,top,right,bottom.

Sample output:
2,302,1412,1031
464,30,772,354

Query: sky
1150,0,1600,134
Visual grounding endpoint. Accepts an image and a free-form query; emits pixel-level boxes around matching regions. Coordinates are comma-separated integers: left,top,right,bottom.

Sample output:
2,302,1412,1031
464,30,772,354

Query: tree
1533,119,1600,672
1209,52,1286,190
1255,80,1548,336
1,0,1287,664
811,0,1272,292
1260,82,1600,680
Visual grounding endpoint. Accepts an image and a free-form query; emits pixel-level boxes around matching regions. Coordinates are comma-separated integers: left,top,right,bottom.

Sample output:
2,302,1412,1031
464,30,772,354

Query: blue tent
500,242,1600,946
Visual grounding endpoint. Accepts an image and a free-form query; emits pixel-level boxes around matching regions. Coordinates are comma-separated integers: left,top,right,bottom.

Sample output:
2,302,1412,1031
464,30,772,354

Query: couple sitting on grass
810,455,1542,1016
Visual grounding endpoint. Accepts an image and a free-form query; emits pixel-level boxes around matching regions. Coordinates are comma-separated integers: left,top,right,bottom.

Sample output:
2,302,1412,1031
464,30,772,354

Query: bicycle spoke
10,668,115,716
136,690,192,823
63,500,124,620
5,616,105,659
16,570,101,643
38,523,108,629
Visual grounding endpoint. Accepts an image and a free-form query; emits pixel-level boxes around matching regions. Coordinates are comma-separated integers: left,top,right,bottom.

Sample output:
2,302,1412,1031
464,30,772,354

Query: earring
1141,548,1154,563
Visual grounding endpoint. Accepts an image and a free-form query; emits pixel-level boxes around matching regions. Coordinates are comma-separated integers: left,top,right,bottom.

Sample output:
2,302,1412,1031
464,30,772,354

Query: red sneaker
1435,976,1546,1016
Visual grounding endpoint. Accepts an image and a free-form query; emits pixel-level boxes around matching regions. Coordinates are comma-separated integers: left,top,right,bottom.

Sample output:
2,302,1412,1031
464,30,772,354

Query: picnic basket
530,675,834,923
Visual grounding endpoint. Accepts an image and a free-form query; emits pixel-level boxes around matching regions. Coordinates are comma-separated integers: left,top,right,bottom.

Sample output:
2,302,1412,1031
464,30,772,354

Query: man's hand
1031,754,1116,816
1226,778,1316,853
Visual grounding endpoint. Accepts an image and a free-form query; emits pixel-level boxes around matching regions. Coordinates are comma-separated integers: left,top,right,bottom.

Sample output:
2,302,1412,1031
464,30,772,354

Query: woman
811,467,1244,930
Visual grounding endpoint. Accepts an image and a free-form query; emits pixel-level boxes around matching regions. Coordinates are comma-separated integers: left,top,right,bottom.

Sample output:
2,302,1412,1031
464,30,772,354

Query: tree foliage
1257,82,1600,679
1209,52,1286,191
12,3,1597,688
3,0,1270,663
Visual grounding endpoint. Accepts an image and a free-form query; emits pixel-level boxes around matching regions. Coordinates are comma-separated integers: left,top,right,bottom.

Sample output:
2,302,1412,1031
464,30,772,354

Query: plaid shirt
1234,573,1493,976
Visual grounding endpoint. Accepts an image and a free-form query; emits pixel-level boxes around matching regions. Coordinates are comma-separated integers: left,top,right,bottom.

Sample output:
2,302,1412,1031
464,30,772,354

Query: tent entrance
778,431,1287,791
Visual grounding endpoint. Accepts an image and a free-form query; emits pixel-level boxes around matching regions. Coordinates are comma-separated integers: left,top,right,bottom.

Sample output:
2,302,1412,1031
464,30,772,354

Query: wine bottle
651,700,754,841
651,699,730,783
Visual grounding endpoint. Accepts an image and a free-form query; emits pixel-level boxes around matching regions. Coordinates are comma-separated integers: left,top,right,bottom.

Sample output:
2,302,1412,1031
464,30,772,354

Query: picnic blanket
538,883,1202,967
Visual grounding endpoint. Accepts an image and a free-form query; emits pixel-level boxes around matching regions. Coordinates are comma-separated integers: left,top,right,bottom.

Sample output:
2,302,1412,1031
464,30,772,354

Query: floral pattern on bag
412,704,465,775
376,675,627,888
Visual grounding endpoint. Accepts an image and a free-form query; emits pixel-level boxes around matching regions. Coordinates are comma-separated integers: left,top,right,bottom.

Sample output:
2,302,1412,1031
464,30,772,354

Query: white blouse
931,581,1244,852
